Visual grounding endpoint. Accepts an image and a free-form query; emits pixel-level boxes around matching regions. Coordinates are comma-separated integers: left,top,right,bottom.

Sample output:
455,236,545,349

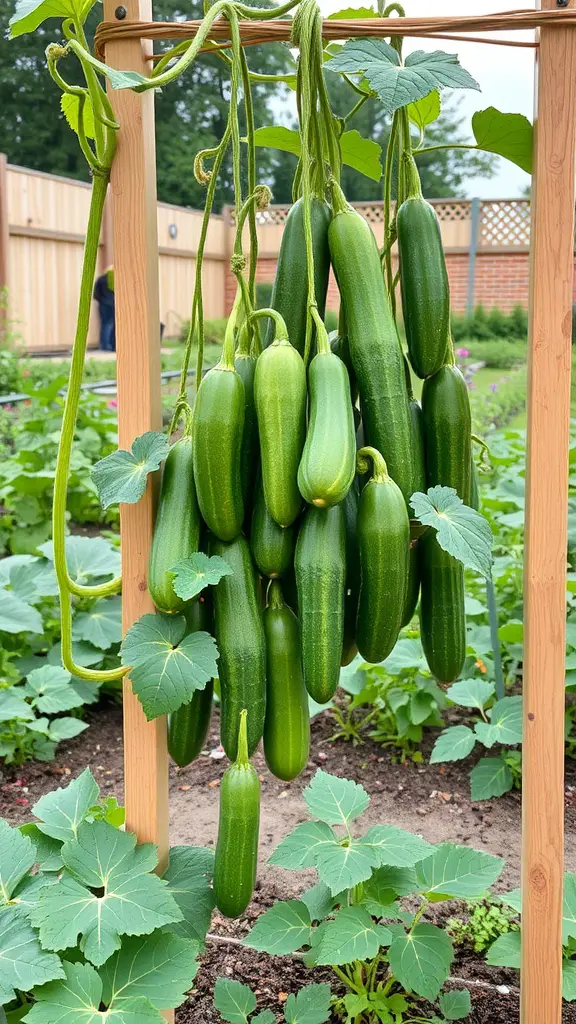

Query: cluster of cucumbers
147,167,472,919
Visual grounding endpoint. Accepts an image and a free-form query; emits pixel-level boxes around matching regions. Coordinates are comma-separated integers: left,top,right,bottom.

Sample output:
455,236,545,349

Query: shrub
178,317,227,345
452,304,528,343
459,338,526,369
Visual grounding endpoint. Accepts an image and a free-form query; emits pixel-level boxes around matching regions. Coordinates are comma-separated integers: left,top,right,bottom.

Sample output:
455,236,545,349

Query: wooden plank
0,154,9,322
521,3,576,1022
102,0,171,953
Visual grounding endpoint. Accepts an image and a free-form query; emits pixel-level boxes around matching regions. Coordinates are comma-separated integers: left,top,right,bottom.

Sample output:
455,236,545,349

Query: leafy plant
0,768,214,1020
447,898,519,954
486,875,576,1001
242,770,503,1023
214,978,332,1024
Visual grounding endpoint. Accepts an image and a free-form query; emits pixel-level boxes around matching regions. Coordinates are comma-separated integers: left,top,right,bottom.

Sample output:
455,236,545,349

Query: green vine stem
356,445,389,482
248,307,289,344
382,109,400,306
235,708,250,767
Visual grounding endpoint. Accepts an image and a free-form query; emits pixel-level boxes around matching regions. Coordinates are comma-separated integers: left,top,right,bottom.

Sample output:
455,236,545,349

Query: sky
316,0,537,197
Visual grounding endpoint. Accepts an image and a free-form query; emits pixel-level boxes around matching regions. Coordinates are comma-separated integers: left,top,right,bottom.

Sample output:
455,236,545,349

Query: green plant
486,876,576,1001
469,368,526,434
0,768,213,1020
459,339,526,370
295,503,347,704
242,769,504,1023
451,305,528,344
214,978,332,1024
263,580,310,782
447,898,519,954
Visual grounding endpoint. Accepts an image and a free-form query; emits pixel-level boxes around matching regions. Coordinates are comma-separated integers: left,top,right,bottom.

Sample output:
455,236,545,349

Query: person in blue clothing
93,266,116,352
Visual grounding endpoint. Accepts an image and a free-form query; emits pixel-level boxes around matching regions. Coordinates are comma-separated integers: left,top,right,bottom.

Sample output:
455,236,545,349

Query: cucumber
168,598,214,766
265,197,331,355
397,175,450,379
341,479,360,666
213,710,260,918
402,536,421,628
148,436,201,614
295,504,346,703
263,581,310,781
331,306,358,405
210,534,266,760
251,479,295,579
254,337,307,527
421,363,472,503
356,447,410,664
408,393,427,497
234,350,259,515
328,195,416,506
298,350,356,508
192,365,244,541
419,531,466,684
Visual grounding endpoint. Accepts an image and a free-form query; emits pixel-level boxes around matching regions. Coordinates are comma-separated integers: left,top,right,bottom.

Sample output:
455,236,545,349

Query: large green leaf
563,872,576,944
24,665,84,714
415,844,504,899
361,866,417,913
9,0,82,37
32,767,99,842
486,929,521,968
72,596,122,650
48,717,88,743
0,691,35,723
39,536,121,584
411,487,493,578
476,696,523,748
283,983,332,1024
446,679,495,711
119,613,218,720
470,756,514,801
408,90,441,131
213,978,256,1024
0,820,36,904
162,845,215,945
0,907,64,1006
60,93,95,141
0,591,43,634
472,107,533,175
325,39,479,114
22,961,161,1023
359,826,434,868
268,821,336,870
244,900,311,955
303,770,369,826
100,931,200,1008
439,988,472,1021
430,726,477,764
562,960,576,1002
315,906,391,966
170,553,233,602
252,126,382,181
300,882,338,923
388,923,453,1001
30,821,182,965
92,432,169,509
314,839,377,895
383,637,428,674
19,824,63,873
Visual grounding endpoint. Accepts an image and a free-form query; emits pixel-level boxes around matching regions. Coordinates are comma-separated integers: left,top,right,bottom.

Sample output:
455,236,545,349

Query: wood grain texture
521,3,576,1021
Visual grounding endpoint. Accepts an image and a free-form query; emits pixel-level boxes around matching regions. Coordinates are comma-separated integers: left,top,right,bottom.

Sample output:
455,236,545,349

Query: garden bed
2,700,575,1022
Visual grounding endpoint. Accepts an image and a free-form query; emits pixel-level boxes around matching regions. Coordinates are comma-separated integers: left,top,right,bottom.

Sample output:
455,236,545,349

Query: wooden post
0,154,9,324
101,16,171,1021
521,3,576,1022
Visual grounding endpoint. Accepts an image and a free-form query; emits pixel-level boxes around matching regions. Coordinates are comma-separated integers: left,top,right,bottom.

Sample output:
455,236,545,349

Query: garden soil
2,699,575,1023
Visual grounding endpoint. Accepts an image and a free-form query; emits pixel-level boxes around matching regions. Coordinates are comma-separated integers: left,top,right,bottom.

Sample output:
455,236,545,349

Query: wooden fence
0,155,537,354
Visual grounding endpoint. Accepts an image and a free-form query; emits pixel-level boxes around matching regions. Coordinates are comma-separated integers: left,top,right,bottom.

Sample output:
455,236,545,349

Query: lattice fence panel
480,200,531,247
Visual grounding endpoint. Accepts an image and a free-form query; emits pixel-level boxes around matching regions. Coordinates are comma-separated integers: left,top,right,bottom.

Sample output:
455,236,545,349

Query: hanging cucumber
251,479,296,579
421,363,472,503
263,581,310,781
254,311,307,527
235,327,259,516
295,504,346,704
148,436,201,614
397,156,450,379
402,536,421,628
192,322,245,541
265,197,331,355
213,710,260,919
341,479,360,666
330,306,358,405
168,598,214,767
356,447,410,664
297,346,356,508
328,188,416,506
401,394,426,626
211,534,266,760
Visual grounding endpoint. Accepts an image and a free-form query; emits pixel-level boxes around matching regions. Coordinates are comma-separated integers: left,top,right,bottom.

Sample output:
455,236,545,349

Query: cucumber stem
249,308,289,344
357,445,389,484
267,579,284,610
331,179,353,217
403,151,423,201
236,709,250,767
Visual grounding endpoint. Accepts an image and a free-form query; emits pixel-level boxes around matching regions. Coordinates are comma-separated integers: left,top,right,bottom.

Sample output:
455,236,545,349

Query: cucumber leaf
439,989,472,1020
170,553,233,601
408,90,441,130
388,923,452,1001
22,961,161,1022
472,107,533,175
303,769,369,826
92,431,169,509
410,486,493,579
244,900,312,955
213,978,256,1024
60,93,95,141
0,906,64,1006
252,126,382,181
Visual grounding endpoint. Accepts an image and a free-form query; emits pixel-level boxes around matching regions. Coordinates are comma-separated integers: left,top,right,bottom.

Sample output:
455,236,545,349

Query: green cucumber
213,710,260,918
419,531,466,684
263,581,310,781
356,447,410,664
254,334,307,527
341,479,360,666
168,598,214,766
408,392,427,497
328,193,416,505
331,306,358,405
295,504,346,703
210,534,266,760
251,479,295,579
402,536,421,628
265,197,331,355
397,166,450,379
192,364,244,541
298,350,356,508
148,436,201,614
234,350,259,514
421,363,472,503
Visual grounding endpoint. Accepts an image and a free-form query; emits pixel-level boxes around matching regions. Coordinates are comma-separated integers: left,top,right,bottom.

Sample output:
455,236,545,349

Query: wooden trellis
99,2,576,1022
